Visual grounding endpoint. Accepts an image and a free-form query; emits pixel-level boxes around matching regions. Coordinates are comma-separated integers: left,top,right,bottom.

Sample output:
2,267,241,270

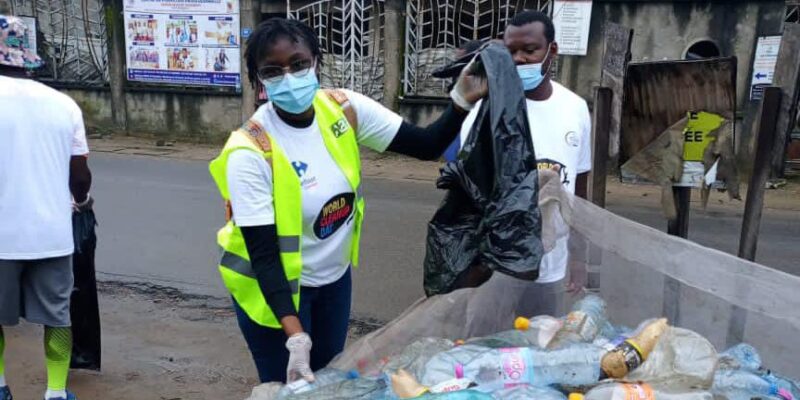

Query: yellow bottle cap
569,394,585,400
514,316,530,331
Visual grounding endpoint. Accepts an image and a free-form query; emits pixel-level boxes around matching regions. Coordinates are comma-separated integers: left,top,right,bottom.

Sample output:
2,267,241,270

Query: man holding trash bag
457,11,592,335
0,15,92,400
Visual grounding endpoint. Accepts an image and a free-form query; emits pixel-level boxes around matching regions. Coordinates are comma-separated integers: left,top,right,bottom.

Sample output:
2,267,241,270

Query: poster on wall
749,35,781,101
124,0,241,87
552,0,593,56
17,16,38,54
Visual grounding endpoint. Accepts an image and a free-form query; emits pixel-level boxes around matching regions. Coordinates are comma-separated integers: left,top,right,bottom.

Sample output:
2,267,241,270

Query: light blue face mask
516,46,552,91
263,68,320,114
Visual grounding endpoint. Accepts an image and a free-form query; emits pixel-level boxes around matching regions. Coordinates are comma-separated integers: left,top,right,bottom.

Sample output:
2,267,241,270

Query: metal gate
404,0,552,97
8,0,107,85
288,0,385,101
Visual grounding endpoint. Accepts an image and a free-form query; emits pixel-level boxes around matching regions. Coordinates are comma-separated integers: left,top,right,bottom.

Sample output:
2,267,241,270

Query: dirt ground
3,135,796,400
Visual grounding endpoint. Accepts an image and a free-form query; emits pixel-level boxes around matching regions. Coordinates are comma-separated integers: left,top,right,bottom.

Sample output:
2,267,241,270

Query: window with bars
403,0,552,97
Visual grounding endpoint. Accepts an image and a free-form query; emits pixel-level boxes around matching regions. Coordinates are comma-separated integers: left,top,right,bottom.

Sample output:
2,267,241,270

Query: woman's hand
450,56,488,112
286,332,315,383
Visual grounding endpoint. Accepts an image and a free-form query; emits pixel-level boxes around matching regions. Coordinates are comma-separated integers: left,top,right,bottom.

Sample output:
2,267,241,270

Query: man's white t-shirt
227,89,403,287
0,76,90,260
459,81,592,283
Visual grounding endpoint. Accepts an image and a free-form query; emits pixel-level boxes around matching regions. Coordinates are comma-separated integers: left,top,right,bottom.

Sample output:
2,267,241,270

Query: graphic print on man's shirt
292,160,318,190
537,158,569,187
314,193,355,239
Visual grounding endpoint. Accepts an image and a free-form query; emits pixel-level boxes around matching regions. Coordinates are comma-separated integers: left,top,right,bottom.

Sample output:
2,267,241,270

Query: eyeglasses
257,59,316,83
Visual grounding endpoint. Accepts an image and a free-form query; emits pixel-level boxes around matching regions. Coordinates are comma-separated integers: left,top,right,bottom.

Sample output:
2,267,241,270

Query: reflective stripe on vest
209,89,363,328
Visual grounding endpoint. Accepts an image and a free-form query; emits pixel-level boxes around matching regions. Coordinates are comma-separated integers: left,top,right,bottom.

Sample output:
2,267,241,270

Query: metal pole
738,87,783,261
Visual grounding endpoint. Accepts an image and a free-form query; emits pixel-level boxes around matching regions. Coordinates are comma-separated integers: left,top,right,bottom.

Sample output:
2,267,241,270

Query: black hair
509,10,555,43
244,18,322,88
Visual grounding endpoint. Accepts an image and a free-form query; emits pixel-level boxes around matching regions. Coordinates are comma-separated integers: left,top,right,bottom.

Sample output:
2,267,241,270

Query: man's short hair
509,10,555,43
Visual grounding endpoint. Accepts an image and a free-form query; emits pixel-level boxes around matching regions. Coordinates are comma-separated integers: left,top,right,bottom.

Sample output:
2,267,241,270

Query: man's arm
69,156,92,203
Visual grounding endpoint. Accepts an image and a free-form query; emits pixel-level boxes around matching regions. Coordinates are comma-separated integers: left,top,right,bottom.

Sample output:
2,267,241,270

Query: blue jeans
234,268,352,383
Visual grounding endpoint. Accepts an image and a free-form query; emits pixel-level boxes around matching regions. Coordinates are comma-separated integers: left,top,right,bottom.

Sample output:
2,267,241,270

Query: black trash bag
423,43,543,297
70,208,101,371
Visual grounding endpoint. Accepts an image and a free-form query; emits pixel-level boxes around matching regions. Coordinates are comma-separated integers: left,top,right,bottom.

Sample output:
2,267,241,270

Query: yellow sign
682,111,724,162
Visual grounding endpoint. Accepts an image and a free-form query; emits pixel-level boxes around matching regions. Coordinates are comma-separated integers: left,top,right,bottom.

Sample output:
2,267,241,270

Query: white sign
552,0,593,56
124,0,241,87
750,35,781,101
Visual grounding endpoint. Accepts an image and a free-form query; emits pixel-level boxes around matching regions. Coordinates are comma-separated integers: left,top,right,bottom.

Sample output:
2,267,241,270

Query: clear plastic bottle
711,369,790,400
420,343,603,393
547,295,608,349
718,343,762,372
491,384,567,399
277,368,367,399
584,382,713,400
468,316,562,349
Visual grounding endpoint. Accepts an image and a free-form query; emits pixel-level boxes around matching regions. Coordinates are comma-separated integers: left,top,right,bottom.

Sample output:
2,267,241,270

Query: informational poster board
552,0,593,56
749,35,781,101
17,16,37,54
124,0,241,87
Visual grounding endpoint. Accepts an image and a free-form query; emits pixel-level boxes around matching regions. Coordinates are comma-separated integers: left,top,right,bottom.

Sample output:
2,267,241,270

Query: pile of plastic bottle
247,295,800,400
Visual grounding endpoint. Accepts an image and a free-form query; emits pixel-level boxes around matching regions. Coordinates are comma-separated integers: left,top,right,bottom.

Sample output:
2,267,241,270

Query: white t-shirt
227,89,403,287
459,81,592,283
0,76,90,260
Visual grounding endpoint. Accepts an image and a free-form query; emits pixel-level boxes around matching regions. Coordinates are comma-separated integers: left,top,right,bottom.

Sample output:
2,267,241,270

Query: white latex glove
285,332,315,383
449,56,488,111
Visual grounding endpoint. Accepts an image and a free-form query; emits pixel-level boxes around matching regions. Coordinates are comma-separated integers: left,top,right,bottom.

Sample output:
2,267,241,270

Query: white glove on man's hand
286,332,315,383
449,56,488,111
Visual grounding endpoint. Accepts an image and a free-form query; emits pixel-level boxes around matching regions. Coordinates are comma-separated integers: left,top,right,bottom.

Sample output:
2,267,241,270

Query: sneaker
44,390,76,400
0,386,12,400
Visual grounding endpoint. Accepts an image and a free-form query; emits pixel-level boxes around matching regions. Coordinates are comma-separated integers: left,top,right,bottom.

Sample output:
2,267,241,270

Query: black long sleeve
386,104,469,160
240,224,297,320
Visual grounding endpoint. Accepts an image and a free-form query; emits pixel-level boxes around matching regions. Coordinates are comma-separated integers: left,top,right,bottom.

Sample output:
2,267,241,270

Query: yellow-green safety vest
209,90,364,328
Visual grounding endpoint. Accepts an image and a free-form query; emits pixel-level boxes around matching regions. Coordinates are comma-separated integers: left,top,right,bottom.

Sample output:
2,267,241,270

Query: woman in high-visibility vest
210,18,486,384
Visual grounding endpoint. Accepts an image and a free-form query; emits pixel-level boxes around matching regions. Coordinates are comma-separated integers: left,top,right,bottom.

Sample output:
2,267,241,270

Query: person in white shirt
462,10,592,335
213,18,486,384
0,15,92,400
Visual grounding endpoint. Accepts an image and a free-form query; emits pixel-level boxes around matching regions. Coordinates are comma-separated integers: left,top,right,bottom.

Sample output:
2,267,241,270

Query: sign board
552,0,593,56
17,16,37,55
749,35,781,101
123,0,241,87
241,27,252,40
600,23,633,158
675,111,724,187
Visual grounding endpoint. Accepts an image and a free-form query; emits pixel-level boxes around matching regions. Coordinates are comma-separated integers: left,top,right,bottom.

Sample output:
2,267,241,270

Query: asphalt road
91,153,800,322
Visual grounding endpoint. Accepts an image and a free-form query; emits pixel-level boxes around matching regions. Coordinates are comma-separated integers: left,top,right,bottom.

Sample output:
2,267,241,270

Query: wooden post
739,87,783,261
104,0,128,131
770,23,800,177
590,87,612,208
667,187,691,238
239,0,260,122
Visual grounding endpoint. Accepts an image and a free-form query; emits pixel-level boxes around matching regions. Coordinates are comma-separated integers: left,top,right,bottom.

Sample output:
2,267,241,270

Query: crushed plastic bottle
584,382,713,399
490,384,567,399
712,368,793,400
626,326,718,390
765,372,800,400
279,371,389,400
420,343,603,392
277,368,351,397
467,315,561,349
383,338,455,378
547,295,608,349
600,318,668,379
718,343,762,372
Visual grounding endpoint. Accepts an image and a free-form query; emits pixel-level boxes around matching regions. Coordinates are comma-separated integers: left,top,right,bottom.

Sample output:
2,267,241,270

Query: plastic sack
423,42,543,296
70,208,101,370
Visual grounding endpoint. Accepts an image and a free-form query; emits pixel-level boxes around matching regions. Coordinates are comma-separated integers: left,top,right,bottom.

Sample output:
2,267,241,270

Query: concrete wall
559,1,786,106
64,88,241,143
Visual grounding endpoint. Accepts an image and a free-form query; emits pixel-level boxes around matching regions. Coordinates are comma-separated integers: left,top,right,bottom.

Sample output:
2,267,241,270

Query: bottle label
619,383,655,400
430,378,474,393
618,340,644,372
499,348,533,388
564,311,599,340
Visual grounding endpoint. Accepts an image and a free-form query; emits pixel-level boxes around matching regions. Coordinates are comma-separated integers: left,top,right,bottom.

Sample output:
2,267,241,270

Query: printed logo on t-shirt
314,193,355,239
537,158,569,187
292,160,318,190
565,131,579,147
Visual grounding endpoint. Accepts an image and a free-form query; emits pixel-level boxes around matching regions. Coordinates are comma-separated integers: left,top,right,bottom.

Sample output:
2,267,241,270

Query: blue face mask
263,68,320,114
516,46,551,91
